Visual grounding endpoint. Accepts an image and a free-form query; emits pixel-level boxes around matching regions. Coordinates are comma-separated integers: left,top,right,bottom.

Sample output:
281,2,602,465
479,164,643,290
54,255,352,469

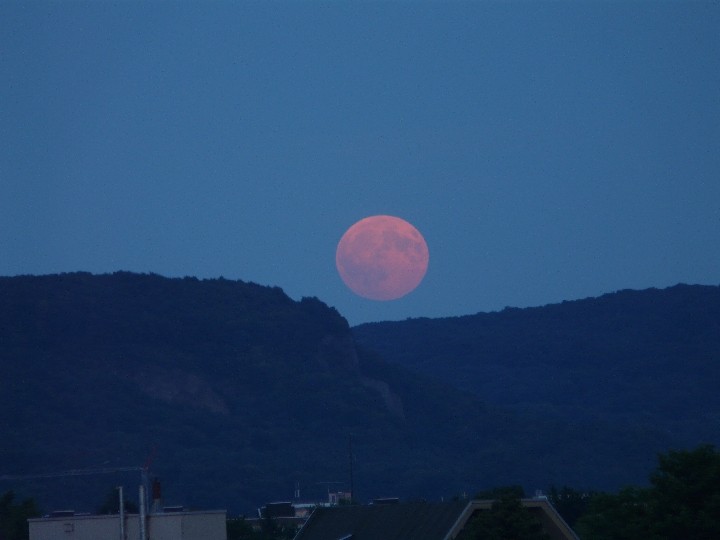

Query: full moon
335,215,429,301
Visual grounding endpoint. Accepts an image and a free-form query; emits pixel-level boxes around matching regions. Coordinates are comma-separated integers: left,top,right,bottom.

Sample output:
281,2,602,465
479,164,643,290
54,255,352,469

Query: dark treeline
448,445,720,539
279,444,720,539
0,492,39,540
546,445,720,539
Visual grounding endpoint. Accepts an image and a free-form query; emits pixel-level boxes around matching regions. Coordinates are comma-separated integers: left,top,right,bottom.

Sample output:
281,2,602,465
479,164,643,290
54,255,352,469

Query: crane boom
0,466,143,481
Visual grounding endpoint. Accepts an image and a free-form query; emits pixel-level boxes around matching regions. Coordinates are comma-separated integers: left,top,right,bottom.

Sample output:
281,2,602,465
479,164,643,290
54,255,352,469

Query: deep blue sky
2,1,718,325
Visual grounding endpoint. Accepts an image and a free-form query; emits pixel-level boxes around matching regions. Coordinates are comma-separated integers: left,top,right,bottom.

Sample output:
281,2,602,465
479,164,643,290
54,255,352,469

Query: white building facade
29,510,227,540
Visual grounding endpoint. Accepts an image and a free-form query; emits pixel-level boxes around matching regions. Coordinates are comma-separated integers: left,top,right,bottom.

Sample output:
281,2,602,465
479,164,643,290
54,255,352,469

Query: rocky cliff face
130,367,230,415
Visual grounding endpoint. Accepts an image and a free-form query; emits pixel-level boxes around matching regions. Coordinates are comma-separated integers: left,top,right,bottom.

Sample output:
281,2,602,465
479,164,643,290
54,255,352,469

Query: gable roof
444,499,579,540
294,501,467,540
294,498,579,540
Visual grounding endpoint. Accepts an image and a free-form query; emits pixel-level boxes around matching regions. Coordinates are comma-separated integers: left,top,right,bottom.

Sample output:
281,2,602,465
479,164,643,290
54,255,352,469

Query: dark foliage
547,486,593,528
649,444,720,539
226,517,295,540
575,445,720,539
456,495,550,540
226,518,256,540
0,491,39,540
574,487,654,540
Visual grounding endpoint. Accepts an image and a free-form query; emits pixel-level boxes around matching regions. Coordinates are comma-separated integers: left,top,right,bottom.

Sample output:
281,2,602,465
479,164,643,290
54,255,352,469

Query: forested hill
0,272,365,512
0,272,625,514
353,284,720,447
1,273,714,515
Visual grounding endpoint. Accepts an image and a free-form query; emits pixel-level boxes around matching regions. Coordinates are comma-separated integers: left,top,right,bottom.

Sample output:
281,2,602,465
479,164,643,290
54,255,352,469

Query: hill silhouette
354,283,720,449
1,273,715,514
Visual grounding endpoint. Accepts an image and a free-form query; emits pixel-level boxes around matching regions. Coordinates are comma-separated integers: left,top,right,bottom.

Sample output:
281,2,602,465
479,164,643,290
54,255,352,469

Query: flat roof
29,510,227,522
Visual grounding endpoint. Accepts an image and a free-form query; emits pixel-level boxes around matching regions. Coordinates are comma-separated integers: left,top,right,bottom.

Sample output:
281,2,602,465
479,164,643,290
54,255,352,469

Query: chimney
151,478,162,513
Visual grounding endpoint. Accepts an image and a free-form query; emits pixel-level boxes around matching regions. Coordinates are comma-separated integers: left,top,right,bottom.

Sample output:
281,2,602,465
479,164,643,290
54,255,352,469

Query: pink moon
335,215,429,301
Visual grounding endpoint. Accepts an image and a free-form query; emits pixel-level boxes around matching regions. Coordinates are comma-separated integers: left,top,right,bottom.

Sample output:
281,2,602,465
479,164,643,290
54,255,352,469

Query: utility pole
118,486,125,540
139,485,147,540
348,435,354,504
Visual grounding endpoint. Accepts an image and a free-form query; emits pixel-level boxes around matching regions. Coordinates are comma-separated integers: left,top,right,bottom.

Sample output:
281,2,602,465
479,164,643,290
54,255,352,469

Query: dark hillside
0,273,583,513
353,284,720,447
0,273,698,514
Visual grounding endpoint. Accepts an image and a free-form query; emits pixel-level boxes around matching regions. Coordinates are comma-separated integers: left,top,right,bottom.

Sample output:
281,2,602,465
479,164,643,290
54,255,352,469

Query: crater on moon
335,215,429,301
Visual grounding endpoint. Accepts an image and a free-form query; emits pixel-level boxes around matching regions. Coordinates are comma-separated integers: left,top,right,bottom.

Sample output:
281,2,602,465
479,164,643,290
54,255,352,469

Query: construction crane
1,447,157,505
0,466,144,482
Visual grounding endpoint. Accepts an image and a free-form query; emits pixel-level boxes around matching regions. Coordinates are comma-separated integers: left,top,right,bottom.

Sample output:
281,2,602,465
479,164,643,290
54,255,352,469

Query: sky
1,1,719,326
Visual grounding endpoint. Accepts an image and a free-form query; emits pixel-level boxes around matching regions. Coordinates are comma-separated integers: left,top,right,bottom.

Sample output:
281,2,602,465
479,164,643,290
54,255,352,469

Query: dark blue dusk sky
2,1,718,325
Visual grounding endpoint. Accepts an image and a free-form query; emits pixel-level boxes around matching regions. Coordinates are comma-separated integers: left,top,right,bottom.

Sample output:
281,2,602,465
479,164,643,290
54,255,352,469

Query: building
293,498,579,540
244,489,355,533
28,508,227,540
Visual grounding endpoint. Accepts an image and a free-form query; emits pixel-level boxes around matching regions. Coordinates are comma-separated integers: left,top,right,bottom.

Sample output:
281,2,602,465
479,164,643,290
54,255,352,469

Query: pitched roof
294,498,579,540
294,501,467,540
445,499,579,540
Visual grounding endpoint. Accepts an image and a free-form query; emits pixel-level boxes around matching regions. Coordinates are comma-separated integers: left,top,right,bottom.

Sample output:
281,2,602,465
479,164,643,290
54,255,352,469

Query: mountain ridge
2,273,716,514
353,283,720,445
